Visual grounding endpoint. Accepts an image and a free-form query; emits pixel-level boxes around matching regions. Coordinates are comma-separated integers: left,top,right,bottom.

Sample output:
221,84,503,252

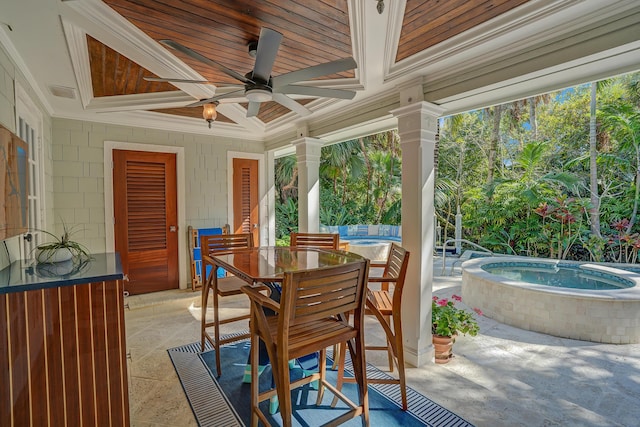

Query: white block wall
0,43,53,269
51,118,264,254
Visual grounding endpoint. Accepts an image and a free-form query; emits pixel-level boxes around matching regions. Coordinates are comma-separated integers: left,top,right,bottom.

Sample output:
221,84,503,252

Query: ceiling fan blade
184,89,246,108
276,85,356,100
272,93,311,117
144,76,211,84
272,57,357,88
246,102,261,118
252,28,282,82
160,39,254,85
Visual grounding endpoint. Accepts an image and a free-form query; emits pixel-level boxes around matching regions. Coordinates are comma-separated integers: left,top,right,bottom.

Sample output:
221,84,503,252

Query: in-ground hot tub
462,257,640,343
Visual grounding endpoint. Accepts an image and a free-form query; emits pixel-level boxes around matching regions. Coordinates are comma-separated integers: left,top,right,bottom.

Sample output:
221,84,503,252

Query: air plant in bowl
35,223,91,265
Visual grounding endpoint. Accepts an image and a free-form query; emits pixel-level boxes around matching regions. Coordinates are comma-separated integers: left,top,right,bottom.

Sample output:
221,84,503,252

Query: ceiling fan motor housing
245,74,273,102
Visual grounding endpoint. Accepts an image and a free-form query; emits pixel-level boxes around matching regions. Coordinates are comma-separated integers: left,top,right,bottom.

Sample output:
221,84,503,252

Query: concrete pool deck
124,255,640,426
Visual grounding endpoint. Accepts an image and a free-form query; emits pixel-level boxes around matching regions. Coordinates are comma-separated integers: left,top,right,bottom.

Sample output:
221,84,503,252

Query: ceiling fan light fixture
246,88,272,103
247,41,258,58
202,101,219,128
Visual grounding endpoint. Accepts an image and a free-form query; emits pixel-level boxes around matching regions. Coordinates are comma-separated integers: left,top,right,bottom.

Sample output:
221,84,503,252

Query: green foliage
438,72,640,263
273,72,640,265
275,198,298,238
275,131,402,232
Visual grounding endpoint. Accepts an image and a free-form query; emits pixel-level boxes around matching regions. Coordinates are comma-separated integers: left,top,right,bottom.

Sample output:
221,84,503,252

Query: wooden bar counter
0,253,129,427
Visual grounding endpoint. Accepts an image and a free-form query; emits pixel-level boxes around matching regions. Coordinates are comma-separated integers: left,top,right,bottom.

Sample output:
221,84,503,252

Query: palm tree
486,105,502,185
601,101,640,232
320,139,363,204
275,155,298,202
589,81,602,238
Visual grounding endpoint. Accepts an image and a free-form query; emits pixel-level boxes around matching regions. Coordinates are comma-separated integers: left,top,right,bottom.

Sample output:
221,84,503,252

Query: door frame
227,151,268,247
104,141,187,288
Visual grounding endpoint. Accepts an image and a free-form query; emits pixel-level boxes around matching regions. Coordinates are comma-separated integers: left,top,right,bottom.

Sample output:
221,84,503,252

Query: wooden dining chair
334,243,411,410
200,232,267,376
290,232,340,249
242,260,371,427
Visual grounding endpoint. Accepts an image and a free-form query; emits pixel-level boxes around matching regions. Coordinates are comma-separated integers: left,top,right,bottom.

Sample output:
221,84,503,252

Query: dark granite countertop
0,252,123,294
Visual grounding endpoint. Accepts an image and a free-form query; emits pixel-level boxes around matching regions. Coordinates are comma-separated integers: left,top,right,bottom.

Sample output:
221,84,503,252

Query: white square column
265,149,276,246
391,101,445,367
293,137,324,233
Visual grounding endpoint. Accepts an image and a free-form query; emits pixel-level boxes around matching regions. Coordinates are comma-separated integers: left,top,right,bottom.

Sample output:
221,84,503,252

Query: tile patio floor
125,258,640,426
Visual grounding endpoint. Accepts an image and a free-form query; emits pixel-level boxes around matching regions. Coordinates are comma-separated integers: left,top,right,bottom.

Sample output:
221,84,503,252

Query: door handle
170,226,177,232
252,223,258,229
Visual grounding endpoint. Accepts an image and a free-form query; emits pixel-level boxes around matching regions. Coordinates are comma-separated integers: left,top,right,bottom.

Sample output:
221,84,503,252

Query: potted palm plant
432,295,482,363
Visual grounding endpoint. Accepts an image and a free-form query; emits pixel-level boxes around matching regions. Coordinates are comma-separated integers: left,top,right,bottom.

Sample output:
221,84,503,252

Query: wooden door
232,158,259,244
113,150,178,294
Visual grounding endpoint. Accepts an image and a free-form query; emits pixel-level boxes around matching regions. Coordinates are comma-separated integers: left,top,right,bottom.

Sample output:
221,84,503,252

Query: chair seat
216,276,251,296
263,316,358,361
367,290,392,315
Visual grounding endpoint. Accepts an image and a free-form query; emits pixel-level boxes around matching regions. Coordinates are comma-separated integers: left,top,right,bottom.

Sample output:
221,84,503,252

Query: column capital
293,137,324,162
390,100,445,120
292,136,324,148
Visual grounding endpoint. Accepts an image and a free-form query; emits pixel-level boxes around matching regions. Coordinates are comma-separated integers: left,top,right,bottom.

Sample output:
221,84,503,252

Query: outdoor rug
168,338,475,427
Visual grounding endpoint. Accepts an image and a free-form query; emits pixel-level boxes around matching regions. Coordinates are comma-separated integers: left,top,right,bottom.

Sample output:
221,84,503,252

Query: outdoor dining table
210,246,367,393
211,245,365,285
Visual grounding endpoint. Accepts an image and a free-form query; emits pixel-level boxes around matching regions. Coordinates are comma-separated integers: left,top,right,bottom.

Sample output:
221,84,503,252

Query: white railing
440,239,493,276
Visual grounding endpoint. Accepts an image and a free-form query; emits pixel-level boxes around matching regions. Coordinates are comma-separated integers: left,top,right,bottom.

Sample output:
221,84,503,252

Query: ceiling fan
145,27,358,118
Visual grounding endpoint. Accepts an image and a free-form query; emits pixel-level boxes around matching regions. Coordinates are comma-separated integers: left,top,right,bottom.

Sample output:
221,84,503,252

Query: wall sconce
202,101,219,128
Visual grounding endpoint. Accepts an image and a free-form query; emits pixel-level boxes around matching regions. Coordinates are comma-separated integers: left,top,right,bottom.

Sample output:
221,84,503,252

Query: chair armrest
370,262,387,269
368,276,398,283
241,285,280,313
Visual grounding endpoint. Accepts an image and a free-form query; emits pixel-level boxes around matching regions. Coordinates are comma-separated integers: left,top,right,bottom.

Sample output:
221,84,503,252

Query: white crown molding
55,108,264,141
348,0,365,86
383,0,405,83
0,27,54,115
84,91,196,112
61,19,94,108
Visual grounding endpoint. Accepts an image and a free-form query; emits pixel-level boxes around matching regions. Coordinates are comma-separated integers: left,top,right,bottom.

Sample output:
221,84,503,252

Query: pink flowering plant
432,295,482,337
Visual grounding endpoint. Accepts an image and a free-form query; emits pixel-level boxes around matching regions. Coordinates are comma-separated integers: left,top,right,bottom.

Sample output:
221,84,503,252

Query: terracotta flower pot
433,334,455,364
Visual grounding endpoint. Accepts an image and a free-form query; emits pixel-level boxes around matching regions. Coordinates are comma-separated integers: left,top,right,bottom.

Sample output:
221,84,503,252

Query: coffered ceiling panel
88,35,178,97
397,0,531,63
104,0,355,85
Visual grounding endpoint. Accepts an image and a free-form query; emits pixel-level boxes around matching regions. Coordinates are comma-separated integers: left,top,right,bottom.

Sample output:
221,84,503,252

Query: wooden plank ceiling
89,0,531,124
397,0,531,62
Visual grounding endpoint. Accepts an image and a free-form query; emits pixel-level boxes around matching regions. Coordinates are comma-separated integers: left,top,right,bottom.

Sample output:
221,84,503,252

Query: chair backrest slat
290,232,340,250
281,261,369,325
200,233,253,256
381,243,410,306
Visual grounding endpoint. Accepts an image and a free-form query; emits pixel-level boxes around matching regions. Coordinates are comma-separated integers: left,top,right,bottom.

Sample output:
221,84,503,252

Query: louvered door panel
126,161,167,251
239,167,251,233
113,150,178,294
233,158,259,244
